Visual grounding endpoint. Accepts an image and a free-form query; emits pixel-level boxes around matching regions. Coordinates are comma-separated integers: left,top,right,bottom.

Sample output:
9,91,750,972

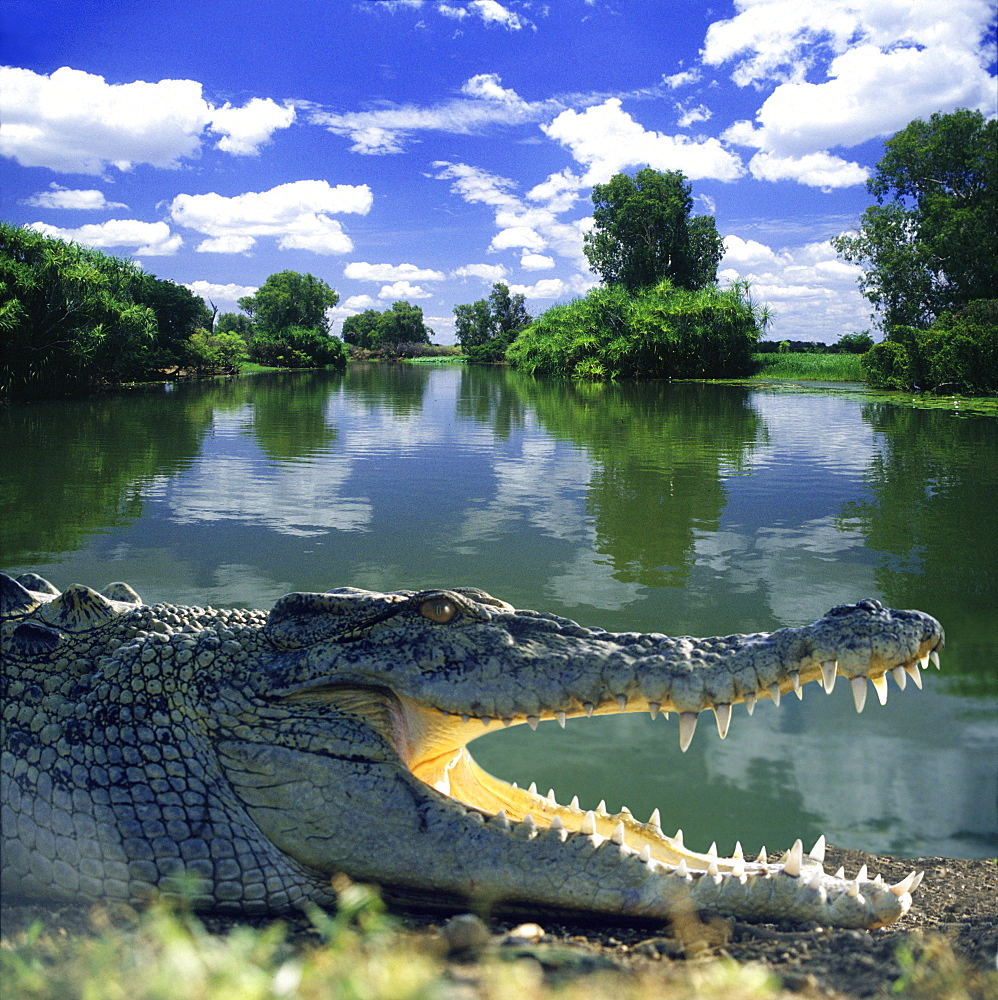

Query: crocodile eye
420,598,457,624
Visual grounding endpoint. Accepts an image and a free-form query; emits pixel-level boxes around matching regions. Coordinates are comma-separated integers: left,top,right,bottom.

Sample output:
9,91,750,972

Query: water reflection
1,365,994,858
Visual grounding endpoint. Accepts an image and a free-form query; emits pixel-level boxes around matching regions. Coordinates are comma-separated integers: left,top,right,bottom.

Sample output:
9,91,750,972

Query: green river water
2,363,995,859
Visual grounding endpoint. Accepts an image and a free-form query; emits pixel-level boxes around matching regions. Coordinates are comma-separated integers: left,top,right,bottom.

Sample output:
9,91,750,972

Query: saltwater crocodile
1,572,944,929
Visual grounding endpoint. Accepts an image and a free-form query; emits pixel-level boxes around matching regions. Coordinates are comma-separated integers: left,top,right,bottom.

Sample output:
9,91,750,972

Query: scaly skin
0,572,944,927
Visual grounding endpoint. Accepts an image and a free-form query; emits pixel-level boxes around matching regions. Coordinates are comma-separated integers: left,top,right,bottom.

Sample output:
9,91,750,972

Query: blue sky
2,0,995,343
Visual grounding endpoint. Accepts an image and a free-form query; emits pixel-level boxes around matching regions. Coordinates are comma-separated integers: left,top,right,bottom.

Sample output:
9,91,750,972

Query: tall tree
238,271,339,335
583,168,724,293
341,309,383,349
454,282,530,362
376,300,432,345
832,109,997,332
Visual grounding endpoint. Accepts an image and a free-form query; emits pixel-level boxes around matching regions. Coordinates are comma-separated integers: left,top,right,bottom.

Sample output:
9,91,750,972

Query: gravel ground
3,847,995,999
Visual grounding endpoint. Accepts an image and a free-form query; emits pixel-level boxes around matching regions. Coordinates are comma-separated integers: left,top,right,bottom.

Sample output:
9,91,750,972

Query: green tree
376,300,432,346
583,168,724,293
835,331,875,354
215,311,254,340
238,270,339,335
832,109,997,332
342,309,384,350
454,282,531,362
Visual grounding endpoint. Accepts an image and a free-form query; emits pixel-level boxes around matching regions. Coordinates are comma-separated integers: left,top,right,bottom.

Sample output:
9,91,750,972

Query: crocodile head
247,586,942,927
1,574,944,928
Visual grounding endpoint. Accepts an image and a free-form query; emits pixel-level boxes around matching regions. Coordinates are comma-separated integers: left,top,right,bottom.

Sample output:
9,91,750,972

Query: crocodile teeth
713,703,732,739
820,659,837,694
528,781,538,795
611,822,626,845
581,811,597,835
891,665,907,690
784,839,804,877
550,814,564,830
674,828,684,848
790,671,802,697
648,807,661,829
555,710,566,728
768,683,781,707
648,701,660,720
527,715,540,730
679,712,698,752
905,663,923,689
494,810,510,829
733,841,744,859
708,842,718,857
744,691,756,715
834,866,845,879
676,859,690,878
570,795,580,810
707,858,719,876
857,864,868,882
851,677,868,713
617,694,627,711
870,673,889,706
639,845,652,863
547,788,557,804
597,799,608,814
757,846,768,864
930,650,941,669
808,835,826,863
583,702,595,717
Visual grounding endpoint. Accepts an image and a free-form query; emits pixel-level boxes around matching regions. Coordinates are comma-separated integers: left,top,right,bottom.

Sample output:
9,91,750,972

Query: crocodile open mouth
389,648,939,887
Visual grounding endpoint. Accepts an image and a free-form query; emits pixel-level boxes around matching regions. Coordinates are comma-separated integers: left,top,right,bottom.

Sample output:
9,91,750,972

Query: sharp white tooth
551,815,564,830
649,807,661,829
547,788,557,804
708,842,718,857
905,663,923,689
581,811,597,835
873,874,884,887
871,673,889,705
808,835,826,863
527,715,540,730
857,864,868,882
676,860,689,878
784,839,803,877
891,665,907,690
617,694,627,711
649,701,660,720
919,654,929,669
911,871,924,891
732,857,745,877
619,805,632,816
639,846,651,863
570,795,580,810
834,866,845,879
851,677,868,713
674,828,684,848
846,880,860,898
481,716,492,727
555,710,566,728
733,841,744,859
889,871,918,896
714,703,732,739
708,859,719,876
807,871,824,889
768,683,781,707
611,822,626,845
523,815,536,833
597,799,608,814
584,702,595,717
745,692,756,715
930,650,940,669
791,671,801,693
757,846,768,865
502,717,513,727
679,711,698,752
461,714,470,723
512,781,518,789
495,810,510,829
821,660,837,694
528,781,537,795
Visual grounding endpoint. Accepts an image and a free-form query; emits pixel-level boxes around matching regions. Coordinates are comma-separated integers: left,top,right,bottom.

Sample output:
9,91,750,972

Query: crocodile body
1,572,944,928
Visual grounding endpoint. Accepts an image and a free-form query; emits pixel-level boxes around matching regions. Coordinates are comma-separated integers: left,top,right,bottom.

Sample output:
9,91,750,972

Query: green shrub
250,325,347,369
506,280,760,379
863,300,997,393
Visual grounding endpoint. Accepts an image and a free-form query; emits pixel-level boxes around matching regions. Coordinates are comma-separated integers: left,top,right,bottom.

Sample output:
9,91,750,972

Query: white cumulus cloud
184,280,259,307
541,99,745,184
22,184,127,210
378,280,432,299
169,179,373,255
520,252,555,270
28,219,182,256
0,66,296,174
451,263,510,282
344,261,445,281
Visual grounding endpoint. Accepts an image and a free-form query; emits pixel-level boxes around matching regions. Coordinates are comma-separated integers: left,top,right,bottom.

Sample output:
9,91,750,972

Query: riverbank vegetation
833,109,996,394
0,225,346,400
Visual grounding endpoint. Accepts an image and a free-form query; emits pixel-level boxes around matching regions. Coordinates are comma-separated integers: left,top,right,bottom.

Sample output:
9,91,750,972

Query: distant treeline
0,224,347,400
